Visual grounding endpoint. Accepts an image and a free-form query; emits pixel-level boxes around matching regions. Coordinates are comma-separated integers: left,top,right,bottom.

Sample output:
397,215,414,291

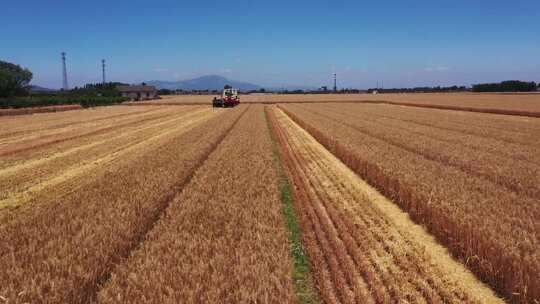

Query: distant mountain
30,85,56,92
147,75,261,91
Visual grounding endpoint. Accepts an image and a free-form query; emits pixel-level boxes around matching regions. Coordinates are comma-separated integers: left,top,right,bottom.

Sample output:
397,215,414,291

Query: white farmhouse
117,85,157,101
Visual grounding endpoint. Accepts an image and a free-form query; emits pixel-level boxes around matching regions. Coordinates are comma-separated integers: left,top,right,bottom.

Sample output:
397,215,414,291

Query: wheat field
1,97,537,303
149,93,540,116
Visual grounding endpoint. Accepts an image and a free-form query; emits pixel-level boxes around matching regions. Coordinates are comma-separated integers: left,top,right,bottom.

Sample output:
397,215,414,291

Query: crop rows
151,93,540,117
364,93,540,115
0,106,242,302
0,104,158,138
291,103,540,199
0,104,83,116
0,107,214,209
1,99,534,303
0,106,172,171
268,107,502,303
317,103,540,149
98,105,296,303
280,103,540,303
0,105,180,159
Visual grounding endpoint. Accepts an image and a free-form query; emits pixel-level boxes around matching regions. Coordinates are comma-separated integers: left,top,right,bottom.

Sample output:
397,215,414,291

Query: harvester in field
212,85,240,108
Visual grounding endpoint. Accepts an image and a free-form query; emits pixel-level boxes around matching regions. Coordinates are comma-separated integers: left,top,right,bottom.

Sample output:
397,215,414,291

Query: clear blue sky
1,0,539,89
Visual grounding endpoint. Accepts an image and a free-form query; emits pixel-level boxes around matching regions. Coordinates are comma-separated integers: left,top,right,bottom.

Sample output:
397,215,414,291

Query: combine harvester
212,86,240,108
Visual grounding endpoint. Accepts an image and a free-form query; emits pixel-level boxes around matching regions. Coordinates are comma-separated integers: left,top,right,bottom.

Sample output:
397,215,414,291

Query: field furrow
97,105,296,303
0,106,244,303
280,104,540,303
269,106,503,304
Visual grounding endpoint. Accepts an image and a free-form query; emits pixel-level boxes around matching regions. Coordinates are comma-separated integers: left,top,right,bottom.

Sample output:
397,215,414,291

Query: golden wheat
280,103,540,303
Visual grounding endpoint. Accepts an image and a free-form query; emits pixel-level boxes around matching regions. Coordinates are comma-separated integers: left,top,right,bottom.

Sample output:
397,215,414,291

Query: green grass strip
264,107,320,304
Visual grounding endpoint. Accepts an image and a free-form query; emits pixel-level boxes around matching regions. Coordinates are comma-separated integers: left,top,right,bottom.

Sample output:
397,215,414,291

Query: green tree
473,80,537,92
0,60,33,97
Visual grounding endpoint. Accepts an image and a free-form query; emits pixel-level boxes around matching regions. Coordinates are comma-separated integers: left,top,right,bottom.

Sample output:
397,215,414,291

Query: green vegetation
265,108,320,304
473,80,537,92
0,59,129,109
279,180,320,304
367,85,468,93
0,60,33,97
0,80,129,109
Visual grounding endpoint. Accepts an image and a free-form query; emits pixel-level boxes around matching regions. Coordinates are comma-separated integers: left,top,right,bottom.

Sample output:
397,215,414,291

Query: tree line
367,85,469,94
0,60,129,108
472,81,538,92
2,59,540,109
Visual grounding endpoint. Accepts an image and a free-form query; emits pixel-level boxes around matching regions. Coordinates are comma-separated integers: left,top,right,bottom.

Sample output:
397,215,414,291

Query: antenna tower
102,59,106,84
61,52,69,90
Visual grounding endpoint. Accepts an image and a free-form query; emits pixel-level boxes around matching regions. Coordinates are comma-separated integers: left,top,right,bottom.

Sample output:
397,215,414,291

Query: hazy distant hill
147,75,261,91
30,85,56,93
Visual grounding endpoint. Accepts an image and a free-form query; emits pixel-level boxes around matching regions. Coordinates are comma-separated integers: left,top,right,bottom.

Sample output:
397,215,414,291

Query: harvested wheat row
0,105,195,160
0,107,211,207
293,104,540,199
269,106,503,304
0,105,163,141
0,107,241,303
280,104,540,303
98,105,295,303
317,103,540,146
0,107,168,152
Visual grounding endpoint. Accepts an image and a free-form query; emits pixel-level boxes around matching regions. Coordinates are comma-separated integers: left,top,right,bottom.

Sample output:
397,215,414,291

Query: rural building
117,85,157,101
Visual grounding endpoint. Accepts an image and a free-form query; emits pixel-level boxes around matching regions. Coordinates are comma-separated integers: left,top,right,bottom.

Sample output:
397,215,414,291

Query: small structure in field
117,85,157,101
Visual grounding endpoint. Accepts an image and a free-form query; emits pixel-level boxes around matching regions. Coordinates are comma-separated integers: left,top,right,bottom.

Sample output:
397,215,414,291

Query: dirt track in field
270,107,503,303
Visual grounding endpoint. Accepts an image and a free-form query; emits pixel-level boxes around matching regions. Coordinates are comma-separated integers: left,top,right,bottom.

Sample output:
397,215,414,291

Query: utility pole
61,52,69,90
333,73,337,92
101,59,106,84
